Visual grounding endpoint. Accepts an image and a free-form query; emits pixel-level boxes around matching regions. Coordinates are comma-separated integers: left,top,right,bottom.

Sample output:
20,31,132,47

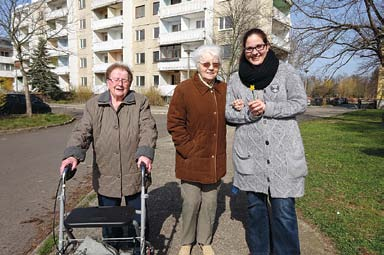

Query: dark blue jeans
246,192,300,255
97,193,142,249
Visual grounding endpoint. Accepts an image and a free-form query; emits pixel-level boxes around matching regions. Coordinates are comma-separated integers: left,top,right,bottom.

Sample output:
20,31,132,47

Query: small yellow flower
250,85,255,91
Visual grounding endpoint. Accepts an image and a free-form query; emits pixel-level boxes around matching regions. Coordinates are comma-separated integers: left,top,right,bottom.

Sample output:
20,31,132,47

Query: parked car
0,93,51,115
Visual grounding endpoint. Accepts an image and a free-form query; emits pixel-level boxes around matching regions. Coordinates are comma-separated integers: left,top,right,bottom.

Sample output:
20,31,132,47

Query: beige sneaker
201,245,215,255
178,245,192,255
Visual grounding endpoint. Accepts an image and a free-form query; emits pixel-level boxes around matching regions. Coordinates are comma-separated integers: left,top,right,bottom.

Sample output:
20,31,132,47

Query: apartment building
15,0,292,96
0,37,15,91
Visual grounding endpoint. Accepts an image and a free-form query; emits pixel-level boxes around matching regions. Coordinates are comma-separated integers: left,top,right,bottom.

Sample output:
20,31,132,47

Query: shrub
142,87,165,106
72,86,94,103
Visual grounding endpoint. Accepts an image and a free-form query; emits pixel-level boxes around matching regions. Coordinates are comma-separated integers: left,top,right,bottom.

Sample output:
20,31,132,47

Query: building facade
14,0,293,96
0,37,14,91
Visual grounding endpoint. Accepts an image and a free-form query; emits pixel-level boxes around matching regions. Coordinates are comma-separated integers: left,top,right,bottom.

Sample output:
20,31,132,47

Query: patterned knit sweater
225,61,307,198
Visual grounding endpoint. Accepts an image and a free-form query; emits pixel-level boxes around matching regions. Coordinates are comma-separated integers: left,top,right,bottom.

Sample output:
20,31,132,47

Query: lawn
0,113,73,131
298,109,384,255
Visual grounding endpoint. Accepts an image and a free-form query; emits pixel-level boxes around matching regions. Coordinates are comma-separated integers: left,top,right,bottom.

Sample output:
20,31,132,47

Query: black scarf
238,50,279,90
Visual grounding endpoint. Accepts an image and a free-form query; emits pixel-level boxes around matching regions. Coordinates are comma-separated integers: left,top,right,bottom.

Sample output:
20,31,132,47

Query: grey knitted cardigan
225,61,308,198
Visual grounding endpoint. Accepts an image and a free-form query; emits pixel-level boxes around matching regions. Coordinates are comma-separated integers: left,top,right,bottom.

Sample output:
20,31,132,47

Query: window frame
135,5,145,19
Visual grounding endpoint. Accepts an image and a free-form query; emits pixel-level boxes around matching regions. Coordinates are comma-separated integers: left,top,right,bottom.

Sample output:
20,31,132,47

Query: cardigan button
265,140,269,145
211,155,215,158
267,159,270,164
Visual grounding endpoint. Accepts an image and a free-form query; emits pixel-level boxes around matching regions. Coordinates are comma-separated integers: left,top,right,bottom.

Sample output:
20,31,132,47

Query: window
153,75,159,87
136,29,145,41
0,51,10,57
136,76,145,87
103,55,108,63
80,38,86,48
136,53,145,64
222,45,232,59
196,20,205,29
172,23,181,32
153,27,159,38
153,51,159,63
219,16,233,30
80,57,87,68
161,44,181,59
171,0,181,4
79,19,86,29
80,77,87,86
153,2,159,15
135,5,145,19
78,0,85,9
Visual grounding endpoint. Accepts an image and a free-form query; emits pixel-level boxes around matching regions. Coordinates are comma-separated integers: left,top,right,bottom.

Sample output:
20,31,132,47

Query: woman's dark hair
242,28,269,48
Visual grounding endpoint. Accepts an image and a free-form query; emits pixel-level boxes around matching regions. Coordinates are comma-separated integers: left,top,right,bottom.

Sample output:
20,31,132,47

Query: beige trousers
180,180,221,245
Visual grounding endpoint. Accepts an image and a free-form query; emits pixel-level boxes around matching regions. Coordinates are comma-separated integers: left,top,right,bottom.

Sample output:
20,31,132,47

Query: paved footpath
37,105,352,255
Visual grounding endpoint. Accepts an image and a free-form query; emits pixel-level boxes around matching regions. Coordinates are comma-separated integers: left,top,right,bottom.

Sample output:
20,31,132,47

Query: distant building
0,37,15,91
13,0,293,96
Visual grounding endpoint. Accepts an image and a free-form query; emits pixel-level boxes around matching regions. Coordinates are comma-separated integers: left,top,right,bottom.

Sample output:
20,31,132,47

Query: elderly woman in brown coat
167,45,226,255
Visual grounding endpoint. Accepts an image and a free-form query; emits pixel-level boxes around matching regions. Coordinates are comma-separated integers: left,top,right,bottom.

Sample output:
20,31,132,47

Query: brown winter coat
167,74,227,184
63,90,157,197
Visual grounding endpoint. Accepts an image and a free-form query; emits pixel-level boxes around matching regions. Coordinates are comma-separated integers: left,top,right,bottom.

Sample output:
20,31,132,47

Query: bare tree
213,0,268,81
0,0,72,116
291,0,383,76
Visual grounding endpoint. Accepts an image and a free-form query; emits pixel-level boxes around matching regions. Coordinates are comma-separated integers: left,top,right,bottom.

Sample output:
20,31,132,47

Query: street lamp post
304,69,309,95
184,49,193,79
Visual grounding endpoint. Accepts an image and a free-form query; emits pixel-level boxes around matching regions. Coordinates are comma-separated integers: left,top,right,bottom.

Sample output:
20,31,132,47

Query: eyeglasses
199,62,220,69
244,44,267,53
108,78,130,84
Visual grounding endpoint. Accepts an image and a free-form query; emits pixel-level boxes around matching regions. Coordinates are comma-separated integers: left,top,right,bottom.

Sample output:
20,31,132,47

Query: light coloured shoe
201,245,215,255
178,245,192,255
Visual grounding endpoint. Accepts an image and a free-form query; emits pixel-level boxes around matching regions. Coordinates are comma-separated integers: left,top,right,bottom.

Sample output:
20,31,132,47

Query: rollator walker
55,163,153,255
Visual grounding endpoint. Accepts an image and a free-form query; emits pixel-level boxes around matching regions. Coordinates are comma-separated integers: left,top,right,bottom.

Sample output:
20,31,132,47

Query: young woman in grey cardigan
226,28,308,255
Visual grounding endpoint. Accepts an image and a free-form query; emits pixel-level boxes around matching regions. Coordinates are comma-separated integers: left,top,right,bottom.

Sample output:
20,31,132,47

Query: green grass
298,109,384,255
0,113,72,131
36,235,56,255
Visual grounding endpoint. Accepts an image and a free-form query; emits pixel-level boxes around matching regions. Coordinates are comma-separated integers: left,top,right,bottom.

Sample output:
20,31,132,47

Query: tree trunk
20,67,32,117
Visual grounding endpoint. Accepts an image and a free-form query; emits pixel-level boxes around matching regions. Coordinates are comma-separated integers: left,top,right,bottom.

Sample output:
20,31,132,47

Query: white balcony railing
47,28,68,38
45,7,68,20
91,0,122,10
92,16,124,31
272,7,290,25
92,62,110,73
53,66,69,75
47,47,69,57
159,29,205,45
159,0,206,18
0,70,14,78
0,56,14,64
270,34,290,52
93,39,123,52
157,57,196,71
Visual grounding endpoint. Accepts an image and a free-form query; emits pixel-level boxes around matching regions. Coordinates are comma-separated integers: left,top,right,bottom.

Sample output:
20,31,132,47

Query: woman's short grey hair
191,45,223,67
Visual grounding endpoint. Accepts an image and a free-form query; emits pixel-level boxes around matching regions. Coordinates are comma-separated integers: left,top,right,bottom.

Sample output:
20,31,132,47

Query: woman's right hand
232,99,245,111
59,157,78,175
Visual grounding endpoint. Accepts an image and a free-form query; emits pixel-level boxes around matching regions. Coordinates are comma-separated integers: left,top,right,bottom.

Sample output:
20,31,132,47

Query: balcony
93,39,123,52
160,0,206,18
158,57,196,71
0,70,14,78
53,66,69,75
92,16,123,31
47,47,68,57
45,7,68,21
270,34,290,52
47,28,68,38
160,29,205,45
0,56,14,64
91,0,122,10
273,7,290,26
93,63,110,73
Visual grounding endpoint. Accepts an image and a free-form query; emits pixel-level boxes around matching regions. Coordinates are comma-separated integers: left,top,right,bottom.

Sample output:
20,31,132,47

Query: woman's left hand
137,156,153,172
248,100,265,116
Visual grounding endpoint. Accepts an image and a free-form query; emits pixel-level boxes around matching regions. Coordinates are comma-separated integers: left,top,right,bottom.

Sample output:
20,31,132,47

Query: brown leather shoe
200,245,215,255
178,245,192,255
